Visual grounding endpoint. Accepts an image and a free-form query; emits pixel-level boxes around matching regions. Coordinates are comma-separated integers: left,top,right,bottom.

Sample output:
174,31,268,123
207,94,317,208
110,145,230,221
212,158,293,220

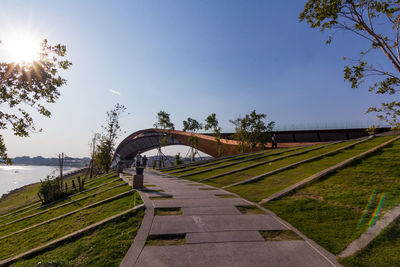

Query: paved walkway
120,170,341,267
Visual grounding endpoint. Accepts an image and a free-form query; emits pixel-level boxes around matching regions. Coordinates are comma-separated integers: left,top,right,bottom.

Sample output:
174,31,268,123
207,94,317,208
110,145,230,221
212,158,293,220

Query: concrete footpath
120,170,341,267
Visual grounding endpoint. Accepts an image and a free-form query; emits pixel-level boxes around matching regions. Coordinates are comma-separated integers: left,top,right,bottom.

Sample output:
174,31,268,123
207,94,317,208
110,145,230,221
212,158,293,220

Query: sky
0,0,395,158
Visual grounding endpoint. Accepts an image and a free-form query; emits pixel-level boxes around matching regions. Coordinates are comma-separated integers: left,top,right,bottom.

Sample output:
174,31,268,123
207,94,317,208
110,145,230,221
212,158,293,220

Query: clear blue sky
0,0,393,158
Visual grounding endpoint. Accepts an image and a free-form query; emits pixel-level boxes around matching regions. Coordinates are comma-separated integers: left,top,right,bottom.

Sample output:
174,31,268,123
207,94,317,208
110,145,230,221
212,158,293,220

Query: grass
149,196,173,200
146,234,186,246
259,230,302,241
0,178,126,225
236,205,267,215
227,136,394,203
176,146,319,181
205,141,358,187
199,188,218,191
167,151,271,176
162,150,270,174
13,209,145,267
263,138,400,254
154,207,182,216
0,192,139,260
216,194,238,198
0,184,132,237
0,171,117,218
339,216,400,267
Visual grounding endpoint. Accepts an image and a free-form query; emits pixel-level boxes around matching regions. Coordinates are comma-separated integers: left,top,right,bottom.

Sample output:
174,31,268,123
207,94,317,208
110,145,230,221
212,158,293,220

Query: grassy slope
0,174,122,224
0,191,141,260
0,184,131,237
183,145,324,181
339,216,400,267
13,209,145,267
161,151,268,173
167,150,274,176
228,136,393,203
0,171,115,216
263,139,400,254
206,141,355,186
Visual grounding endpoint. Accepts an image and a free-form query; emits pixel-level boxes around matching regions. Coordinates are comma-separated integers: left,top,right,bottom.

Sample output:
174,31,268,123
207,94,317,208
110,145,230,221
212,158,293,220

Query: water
0,165,78,197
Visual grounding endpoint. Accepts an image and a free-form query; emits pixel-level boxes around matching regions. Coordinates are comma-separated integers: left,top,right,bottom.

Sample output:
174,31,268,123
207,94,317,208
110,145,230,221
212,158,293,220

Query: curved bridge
114,128,240,167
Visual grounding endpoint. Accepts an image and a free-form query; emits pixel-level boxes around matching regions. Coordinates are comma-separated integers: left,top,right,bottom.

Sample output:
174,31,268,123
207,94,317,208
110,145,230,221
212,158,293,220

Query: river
0,165,78,198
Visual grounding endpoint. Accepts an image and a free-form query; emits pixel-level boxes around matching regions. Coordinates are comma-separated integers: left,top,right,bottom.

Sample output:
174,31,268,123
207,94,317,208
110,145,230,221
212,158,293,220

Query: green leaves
0,39,71,163
301,0,400,128
95,104,126,172
154,111,174,130
230,110,274,152
205,113,223,156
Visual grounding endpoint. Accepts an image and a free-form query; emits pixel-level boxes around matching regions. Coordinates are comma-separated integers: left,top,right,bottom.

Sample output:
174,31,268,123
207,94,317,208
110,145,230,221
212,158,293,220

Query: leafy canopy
300,0,400,128
154,110,175,130
230,110,274,152
0,39,71,163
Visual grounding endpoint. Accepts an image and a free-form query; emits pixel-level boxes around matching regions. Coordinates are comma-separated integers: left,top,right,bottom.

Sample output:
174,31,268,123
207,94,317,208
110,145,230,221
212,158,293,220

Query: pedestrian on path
272,134,278,148
136,152,142,167
142,155,148,168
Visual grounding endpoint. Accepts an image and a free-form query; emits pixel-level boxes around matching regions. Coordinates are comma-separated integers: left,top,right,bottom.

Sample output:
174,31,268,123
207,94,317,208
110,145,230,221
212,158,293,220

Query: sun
1,34,41,63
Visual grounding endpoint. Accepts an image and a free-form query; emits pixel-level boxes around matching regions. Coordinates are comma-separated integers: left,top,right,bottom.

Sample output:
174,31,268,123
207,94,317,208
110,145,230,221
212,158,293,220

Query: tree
300,0,400,128
94,104,126,172
182,117,203,161
0,39,72,163
86,133,100,179
204,113,224,157
230,116,250,153
230,110,274,152
153,111,175,167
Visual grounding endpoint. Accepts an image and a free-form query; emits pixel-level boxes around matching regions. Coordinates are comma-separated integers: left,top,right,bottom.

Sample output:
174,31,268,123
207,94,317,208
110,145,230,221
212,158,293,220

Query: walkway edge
259,135,400,204
151,169,341,267
120,179,155,267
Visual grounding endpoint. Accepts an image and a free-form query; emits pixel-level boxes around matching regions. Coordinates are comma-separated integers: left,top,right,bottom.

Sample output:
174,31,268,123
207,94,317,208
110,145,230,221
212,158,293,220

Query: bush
38,176,68,205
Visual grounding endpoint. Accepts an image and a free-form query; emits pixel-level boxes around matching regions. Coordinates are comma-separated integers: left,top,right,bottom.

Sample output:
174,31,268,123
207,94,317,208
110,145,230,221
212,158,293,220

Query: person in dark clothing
272,134,278,148
142,155,148,168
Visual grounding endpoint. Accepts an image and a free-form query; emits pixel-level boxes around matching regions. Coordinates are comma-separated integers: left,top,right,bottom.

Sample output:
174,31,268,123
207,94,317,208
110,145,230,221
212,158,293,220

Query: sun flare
1,34,41,63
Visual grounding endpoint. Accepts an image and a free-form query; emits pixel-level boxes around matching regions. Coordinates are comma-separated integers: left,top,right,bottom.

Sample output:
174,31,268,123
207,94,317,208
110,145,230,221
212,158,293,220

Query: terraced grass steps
0,182,130,234
175,147,310,178
0,169,89,217
158,150,271,172
262,136,400,255
0,188,134,241
227,136,394,203
259,135,400,204
0,172,117,221
0,191,140,261
223,137,370,189
199,141,344,183
0,176,123,225
0,204,145,266
204,140,362,188
167,149,292,175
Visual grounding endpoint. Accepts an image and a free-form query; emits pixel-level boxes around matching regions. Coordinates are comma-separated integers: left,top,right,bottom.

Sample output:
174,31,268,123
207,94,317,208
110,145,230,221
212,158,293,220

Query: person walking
272,134,278,149
142,155,148,168
135,152,142,167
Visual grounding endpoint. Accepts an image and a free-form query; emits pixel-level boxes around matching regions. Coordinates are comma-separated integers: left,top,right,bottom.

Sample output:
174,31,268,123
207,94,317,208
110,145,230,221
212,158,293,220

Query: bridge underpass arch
113,128,240,168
